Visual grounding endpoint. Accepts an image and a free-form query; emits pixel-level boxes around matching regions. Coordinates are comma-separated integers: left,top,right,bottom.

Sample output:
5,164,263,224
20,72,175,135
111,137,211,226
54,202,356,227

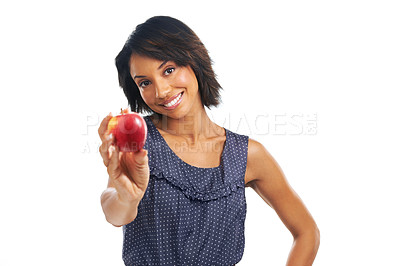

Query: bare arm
98,114,150,227
100,178,140,227
246,138,320,265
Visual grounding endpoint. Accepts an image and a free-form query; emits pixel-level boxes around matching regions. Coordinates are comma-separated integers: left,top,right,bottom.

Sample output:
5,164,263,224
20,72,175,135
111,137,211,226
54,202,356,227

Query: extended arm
98,114,150,227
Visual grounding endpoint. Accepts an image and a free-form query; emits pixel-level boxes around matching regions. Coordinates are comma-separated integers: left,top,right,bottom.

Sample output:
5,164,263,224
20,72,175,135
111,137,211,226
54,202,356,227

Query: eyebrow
133,60,169,80
157,60,168,70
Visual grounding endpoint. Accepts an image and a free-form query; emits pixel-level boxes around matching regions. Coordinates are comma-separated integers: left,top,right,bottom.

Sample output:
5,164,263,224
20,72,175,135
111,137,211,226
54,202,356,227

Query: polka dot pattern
122,116,249,266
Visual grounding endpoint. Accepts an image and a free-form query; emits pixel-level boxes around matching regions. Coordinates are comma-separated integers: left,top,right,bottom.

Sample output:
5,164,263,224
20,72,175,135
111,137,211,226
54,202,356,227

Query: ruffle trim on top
149,165,244,202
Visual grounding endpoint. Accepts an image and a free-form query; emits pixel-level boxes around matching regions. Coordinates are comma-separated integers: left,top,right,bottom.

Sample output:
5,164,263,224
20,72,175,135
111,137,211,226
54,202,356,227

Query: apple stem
120,108,129,114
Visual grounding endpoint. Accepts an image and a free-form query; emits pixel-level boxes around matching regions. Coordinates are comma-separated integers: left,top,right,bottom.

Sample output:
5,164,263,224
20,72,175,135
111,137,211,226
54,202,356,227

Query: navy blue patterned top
122,115,249,266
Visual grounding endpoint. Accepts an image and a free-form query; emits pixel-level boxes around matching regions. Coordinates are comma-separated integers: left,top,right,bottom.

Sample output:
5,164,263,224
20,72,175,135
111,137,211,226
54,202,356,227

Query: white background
1,0,399,265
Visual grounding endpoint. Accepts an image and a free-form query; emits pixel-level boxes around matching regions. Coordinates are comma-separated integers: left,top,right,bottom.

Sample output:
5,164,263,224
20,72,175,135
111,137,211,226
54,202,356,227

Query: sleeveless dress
122,115,249,266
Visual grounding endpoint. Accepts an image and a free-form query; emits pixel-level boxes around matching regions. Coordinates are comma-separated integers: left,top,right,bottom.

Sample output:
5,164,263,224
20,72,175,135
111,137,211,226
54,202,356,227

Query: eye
164,67,175,75
139,80,151,88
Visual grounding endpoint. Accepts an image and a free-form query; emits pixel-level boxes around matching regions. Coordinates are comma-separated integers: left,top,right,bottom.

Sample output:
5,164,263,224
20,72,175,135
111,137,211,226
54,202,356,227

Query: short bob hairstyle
115,16,222,114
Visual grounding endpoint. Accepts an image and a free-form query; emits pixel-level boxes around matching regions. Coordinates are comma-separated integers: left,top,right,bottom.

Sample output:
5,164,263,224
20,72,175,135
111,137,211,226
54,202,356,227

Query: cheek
139,90,152,104
175,68,197,88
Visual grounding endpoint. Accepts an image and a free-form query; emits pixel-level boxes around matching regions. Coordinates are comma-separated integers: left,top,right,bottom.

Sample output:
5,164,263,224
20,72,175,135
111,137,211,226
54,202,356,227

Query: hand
98,113,150,204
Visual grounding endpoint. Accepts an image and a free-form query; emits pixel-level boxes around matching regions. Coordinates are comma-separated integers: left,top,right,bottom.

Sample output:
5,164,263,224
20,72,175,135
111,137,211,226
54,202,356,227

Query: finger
98,112,113,142
107,144,121,180
99,133,114,166
124,149,149,189
119,152,131,180
121,149,148,167
133,149,148,165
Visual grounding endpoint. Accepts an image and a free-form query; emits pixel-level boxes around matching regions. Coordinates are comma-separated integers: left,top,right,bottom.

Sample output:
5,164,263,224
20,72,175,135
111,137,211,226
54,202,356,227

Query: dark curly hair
115,16,223,115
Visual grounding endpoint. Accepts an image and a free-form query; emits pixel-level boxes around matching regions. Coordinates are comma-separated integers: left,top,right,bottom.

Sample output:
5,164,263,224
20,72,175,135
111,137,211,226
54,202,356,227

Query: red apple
107,108,147,152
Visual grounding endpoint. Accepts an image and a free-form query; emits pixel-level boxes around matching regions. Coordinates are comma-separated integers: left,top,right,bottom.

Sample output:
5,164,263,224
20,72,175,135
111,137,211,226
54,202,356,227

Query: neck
152,108,217,143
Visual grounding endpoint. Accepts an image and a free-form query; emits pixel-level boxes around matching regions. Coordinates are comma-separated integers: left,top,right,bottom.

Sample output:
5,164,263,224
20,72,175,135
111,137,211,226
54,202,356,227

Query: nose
154,78,171,99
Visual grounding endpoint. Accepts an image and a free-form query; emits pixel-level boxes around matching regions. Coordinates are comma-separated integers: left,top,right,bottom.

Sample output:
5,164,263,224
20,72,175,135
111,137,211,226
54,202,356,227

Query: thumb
122,149,148,168
127,149,149,190
133,149,148,165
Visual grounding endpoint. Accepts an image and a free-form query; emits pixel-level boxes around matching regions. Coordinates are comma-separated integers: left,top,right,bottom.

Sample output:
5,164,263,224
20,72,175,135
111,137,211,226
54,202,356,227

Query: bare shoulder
244,138,319,243
244,138,279,187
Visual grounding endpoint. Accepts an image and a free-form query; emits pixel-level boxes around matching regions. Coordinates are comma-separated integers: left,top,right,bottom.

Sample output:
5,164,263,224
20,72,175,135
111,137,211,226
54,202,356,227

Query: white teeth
164,93,182,107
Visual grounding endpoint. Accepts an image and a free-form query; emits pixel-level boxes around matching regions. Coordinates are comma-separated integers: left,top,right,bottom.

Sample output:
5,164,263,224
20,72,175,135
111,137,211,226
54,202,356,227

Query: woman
99,16,319,266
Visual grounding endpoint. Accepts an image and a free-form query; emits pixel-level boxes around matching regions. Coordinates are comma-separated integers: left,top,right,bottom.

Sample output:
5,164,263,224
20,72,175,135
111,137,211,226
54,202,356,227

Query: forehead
129,54,165,75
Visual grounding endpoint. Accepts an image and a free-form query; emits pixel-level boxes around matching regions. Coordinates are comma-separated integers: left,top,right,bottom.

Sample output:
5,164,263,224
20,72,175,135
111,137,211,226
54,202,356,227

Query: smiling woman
98,16,320,266
115,16,222,116
129,56,196,114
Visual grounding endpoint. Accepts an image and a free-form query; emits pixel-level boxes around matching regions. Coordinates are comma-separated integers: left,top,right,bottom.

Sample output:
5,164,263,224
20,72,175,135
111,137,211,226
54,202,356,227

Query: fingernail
107,133,113,140
110,145,115,152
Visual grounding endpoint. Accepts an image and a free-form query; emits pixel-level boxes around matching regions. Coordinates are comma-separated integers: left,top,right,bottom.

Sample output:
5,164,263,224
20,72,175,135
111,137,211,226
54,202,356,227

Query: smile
163,92,183,110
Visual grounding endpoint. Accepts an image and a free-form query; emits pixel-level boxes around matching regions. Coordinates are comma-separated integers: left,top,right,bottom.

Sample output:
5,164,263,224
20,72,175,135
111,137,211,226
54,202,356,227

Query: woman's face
129,54,202,119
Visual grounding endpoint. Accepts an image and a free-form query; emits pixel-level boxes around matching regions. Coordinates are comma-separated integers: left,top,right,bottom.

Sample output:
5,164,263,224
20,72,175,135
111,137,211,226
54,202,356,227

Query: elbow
314,225,320,249
307,224,320,251
293,223,320,249
309,225,320,259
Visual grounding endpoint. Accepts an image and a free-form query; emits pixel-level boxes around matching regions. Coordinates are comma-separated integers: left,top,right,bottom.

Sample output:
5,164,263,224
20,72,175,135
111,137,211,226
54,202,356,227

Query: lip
161,92,183,105
162,92,183,110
